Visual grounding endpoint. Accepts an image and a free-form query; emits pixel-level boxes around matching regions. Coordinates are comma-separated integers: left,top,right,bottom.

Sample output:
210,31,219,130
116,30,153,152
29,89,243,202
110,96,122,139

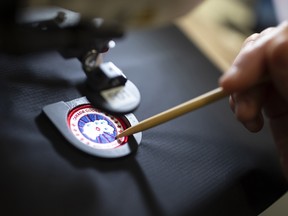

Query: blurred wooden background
176,0,255,72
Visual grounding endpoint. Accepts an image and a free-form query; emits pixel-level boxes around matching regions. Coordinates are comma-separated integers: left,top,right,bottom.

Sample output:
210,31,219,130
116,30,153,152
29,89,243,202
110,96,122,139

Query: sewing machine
0,0,201,114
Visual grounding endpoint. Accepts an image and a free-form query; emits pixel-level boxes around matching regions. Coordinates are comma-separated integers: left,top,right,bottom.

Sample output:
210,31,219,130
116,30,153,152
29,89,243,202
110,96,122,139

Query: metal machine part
0,6,123,55
0,6,141,114
0,0,202,114
43,97,142,158
84,60,128,91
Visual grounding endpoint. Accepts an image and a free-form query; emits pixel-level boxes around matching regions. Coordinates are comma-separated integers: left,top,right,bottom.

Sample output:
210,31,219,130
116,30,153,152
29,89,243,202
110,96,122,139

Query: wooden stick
117,87,229,138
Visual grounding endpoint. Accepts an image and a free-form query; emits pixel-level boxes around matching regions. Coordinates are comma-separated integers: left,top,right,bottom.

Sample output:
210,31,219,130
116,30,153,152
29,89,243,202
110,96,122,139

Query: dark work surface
0,24,287,216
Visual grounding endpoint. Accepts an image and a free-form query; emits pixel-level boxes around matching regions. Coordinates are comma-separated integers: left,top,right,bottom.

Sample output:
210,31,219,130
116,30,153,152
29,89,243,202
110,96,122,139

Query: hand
219,21,288,179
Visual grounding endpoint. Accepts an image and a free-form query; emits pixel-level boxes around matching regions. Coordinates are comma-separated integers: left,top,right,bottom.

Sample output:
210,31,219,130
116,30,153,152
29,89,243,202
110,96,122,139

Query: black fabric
0,25,287,216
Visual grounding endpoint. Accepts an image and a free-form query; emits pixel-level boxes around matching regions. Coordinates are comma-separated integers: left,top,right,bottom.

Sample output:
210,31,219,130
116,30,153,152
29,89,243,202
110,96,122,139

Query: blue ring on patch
68,104,128,150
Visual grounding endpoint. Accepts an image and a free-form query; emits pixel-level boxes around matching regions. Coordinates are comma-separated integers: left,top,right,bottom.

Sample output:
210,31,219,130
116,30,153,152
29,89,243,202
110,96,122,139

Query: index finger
219,21,288,92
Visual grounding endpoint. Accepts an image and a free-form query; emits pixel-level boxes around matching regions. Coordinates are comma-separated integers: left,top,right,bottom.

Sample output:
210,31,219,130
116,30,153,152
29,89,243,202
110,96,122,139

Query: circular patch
67,104,128,150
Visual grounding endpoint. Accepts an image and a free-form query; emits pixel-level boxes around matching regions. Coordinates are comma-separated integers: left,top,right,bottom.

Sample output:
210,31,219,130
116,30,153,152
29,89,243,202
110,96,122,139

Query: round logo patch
67,104,128,149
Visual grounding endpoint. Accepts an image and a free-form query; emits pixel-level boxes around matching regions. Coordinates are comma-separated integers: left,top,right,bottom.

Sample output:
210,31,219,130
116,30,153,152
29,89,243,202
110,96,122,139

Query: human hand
219,21,288,179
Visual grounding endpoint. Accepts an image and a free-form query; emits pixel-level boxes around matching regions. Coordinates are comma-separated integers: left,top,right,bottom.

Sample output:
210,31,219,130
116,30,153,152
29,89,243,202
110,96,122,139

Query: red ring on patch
67,104,128,149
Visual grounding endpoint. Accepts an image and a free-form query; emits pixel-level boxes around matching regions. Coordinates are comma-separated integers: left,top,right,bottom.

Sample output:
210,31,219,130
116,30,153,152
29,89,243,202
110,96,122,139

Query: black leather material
0,25,287,216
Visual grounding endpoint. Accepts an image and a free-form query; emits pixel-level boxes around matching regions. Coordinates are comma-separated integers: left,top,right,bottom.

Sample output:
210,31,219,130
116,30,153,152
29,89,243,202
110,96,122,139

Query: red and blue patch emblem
67,104,128,149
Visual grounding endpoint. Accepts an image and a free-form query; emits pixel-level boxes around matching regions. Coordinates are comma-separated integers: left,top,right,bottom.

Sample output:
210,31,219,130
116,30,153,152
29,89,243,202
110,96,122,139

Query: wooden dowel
117,87,229,138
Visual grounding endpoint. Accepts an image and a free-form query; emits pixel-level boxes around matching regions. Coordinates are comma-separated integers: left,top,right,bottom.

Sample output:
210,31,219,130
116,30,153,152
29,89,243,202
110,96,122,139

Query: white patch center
82,119,114,140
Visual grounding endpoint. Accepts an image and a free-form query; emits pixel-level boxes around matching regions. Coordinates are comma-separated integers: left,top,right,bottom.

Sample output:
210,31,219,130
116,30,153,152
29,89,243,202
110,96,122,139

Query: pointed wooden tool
117,87,229,138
